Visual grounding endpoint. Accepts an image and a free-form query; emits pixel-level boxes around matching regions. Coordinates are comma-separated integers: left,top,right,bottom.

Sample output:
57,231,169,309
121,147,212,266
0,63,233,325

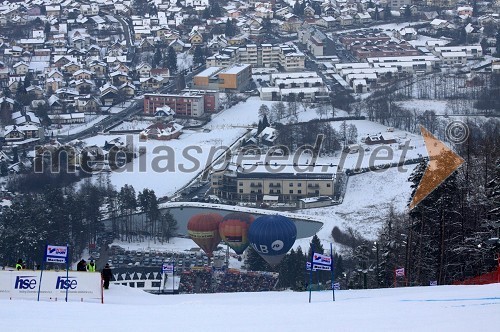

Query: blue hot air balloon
248,214,297,267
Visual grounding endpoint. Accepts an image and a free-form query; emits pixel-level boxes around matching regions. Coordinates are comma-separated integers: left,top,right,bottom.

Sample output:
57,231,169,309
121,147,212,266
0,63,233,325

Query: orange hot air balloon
219,212,255,255
187,213,223,257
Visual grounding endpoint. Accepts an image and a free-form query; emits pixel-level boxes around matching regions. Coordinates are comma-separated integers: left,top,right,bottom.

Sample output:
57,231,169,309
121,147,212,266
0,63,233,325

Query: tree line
0,176,177,269
245,234,346,291
336,120,499,287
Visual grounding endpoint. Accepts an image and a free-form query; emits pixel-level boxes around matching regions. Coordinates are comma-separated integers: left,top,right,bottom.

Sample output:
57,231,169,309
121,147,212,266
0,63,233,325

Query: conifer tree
166,46,178,73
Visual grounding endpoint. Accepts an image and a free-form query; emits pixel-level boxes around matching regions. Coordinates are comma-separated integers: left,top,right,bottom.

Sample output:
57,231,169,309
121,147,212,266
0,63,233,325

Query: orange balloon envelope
219,212,255,255
187,213,223,257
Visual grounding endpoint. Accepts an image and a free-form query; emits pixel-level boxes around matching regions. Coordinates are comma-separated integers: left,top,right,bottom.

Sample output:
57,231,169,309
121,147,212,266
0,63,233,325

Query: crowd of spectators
178,268,214,293
178,268,279,294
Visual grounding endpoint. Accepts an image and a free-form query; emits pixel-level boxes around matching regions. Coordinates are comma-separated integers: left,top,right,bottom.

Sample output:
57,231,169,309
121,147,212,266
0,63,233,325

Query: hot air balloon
219,212,255,255
248,214,297,267
187,213,223,257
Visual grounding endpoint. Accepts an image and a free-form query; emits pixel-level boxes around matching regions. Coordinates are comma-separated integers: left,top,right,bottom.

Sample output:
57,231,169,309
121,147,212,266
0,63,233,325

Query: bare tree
272,101,286,122
347,124,358,144
258,104,270,118
316,103,328,119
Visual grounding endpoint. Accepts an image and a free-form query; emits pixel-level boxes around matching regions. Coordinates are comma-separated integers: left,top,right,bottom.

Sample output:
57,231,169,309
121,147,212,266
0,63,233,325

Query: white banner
306,261,332,271
162,264,174,274
46,245,68,259
47,257,66,264
0,271,102,302
313,264,332,271
395,268,405,277
46,245,69,264
312,253,332,266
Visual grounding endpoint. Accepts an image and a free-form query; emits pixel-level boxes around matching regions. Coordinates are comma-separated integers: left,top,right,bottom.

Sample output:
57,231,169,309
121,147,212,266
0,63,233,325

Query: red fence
453,268,500,285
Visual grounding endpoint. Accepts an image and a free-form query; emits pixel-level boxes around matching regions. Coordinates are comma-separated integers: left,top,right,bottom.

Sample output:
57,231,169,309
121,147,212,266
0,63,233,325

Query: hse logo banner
1,271,102,302
14,276,37,289
55,276,78,290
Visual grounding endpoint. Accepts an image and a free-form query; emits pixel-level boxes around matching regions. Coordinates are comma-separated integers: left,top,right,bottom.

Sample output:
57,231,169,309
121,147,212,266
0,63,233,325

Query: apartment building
351,42,420,60
366,56,436,74
260,72,329,101
339,32,391,50
181,89,220,113
206,43,305,71
298,27,336,57
433,45,483,59
143,93,205,117
440,51,467,66
279,44,306,71
366,55,440,68
211,162,338,203
389,0,411,9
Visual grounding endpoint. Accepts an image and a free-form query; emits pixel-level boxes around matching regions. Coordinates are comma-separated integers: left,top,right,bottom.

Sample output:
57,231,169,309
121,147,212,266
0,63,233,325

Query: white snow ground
296,163,418,250
1,283,498,331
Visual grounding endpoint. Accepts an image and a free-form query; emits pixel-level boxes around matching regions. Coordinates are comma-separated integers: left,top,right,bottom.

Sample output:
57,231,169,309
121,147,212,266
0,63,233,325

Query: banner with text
0,271,102,302
45,245,69,264
311,253,332,271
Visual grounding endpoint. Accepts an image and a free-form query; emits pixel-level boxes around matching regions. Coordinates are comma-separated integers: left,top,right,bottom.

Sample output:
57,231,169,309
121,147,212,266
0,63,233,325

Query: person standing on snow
15,259,23,270
77,259,87,271
87,259,96,272
101,263,112,289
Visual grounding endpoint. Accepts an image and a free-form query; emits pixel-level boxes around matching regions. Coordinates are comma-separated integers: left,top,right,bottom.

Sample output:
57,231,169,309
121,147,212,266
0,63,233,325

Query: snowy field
1,283,498,331
296,163,417,250
83,97,405,198
110,119,154,131
395,99,449,115
82,126,248,198
210,96,349,127
52,114,108,136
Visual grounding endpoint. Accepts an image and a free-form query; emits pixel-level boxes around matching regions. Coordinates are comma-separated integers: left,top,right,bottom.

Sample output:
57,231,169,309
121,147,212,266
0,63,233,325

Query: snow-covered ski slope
1,283,498,331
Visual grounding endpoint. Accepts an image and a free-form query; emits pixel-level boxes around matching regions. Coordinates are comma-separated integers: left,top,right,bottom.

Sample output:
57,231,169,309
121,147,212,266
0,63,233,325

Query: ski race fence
452,268,500,286
0,270,103,303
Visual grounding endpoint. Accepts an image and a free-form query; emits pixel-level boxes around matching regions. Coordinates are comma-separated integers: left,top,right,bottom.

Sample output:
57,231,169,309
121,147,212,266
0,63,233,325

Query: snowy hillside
296,164,417,250
1,283,498,331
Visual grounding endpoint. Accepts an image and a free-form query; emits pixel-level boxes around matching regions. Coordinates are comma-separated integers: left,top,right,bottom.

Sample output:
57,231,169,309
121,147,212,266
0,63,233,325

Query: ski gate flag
308,245,336,303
